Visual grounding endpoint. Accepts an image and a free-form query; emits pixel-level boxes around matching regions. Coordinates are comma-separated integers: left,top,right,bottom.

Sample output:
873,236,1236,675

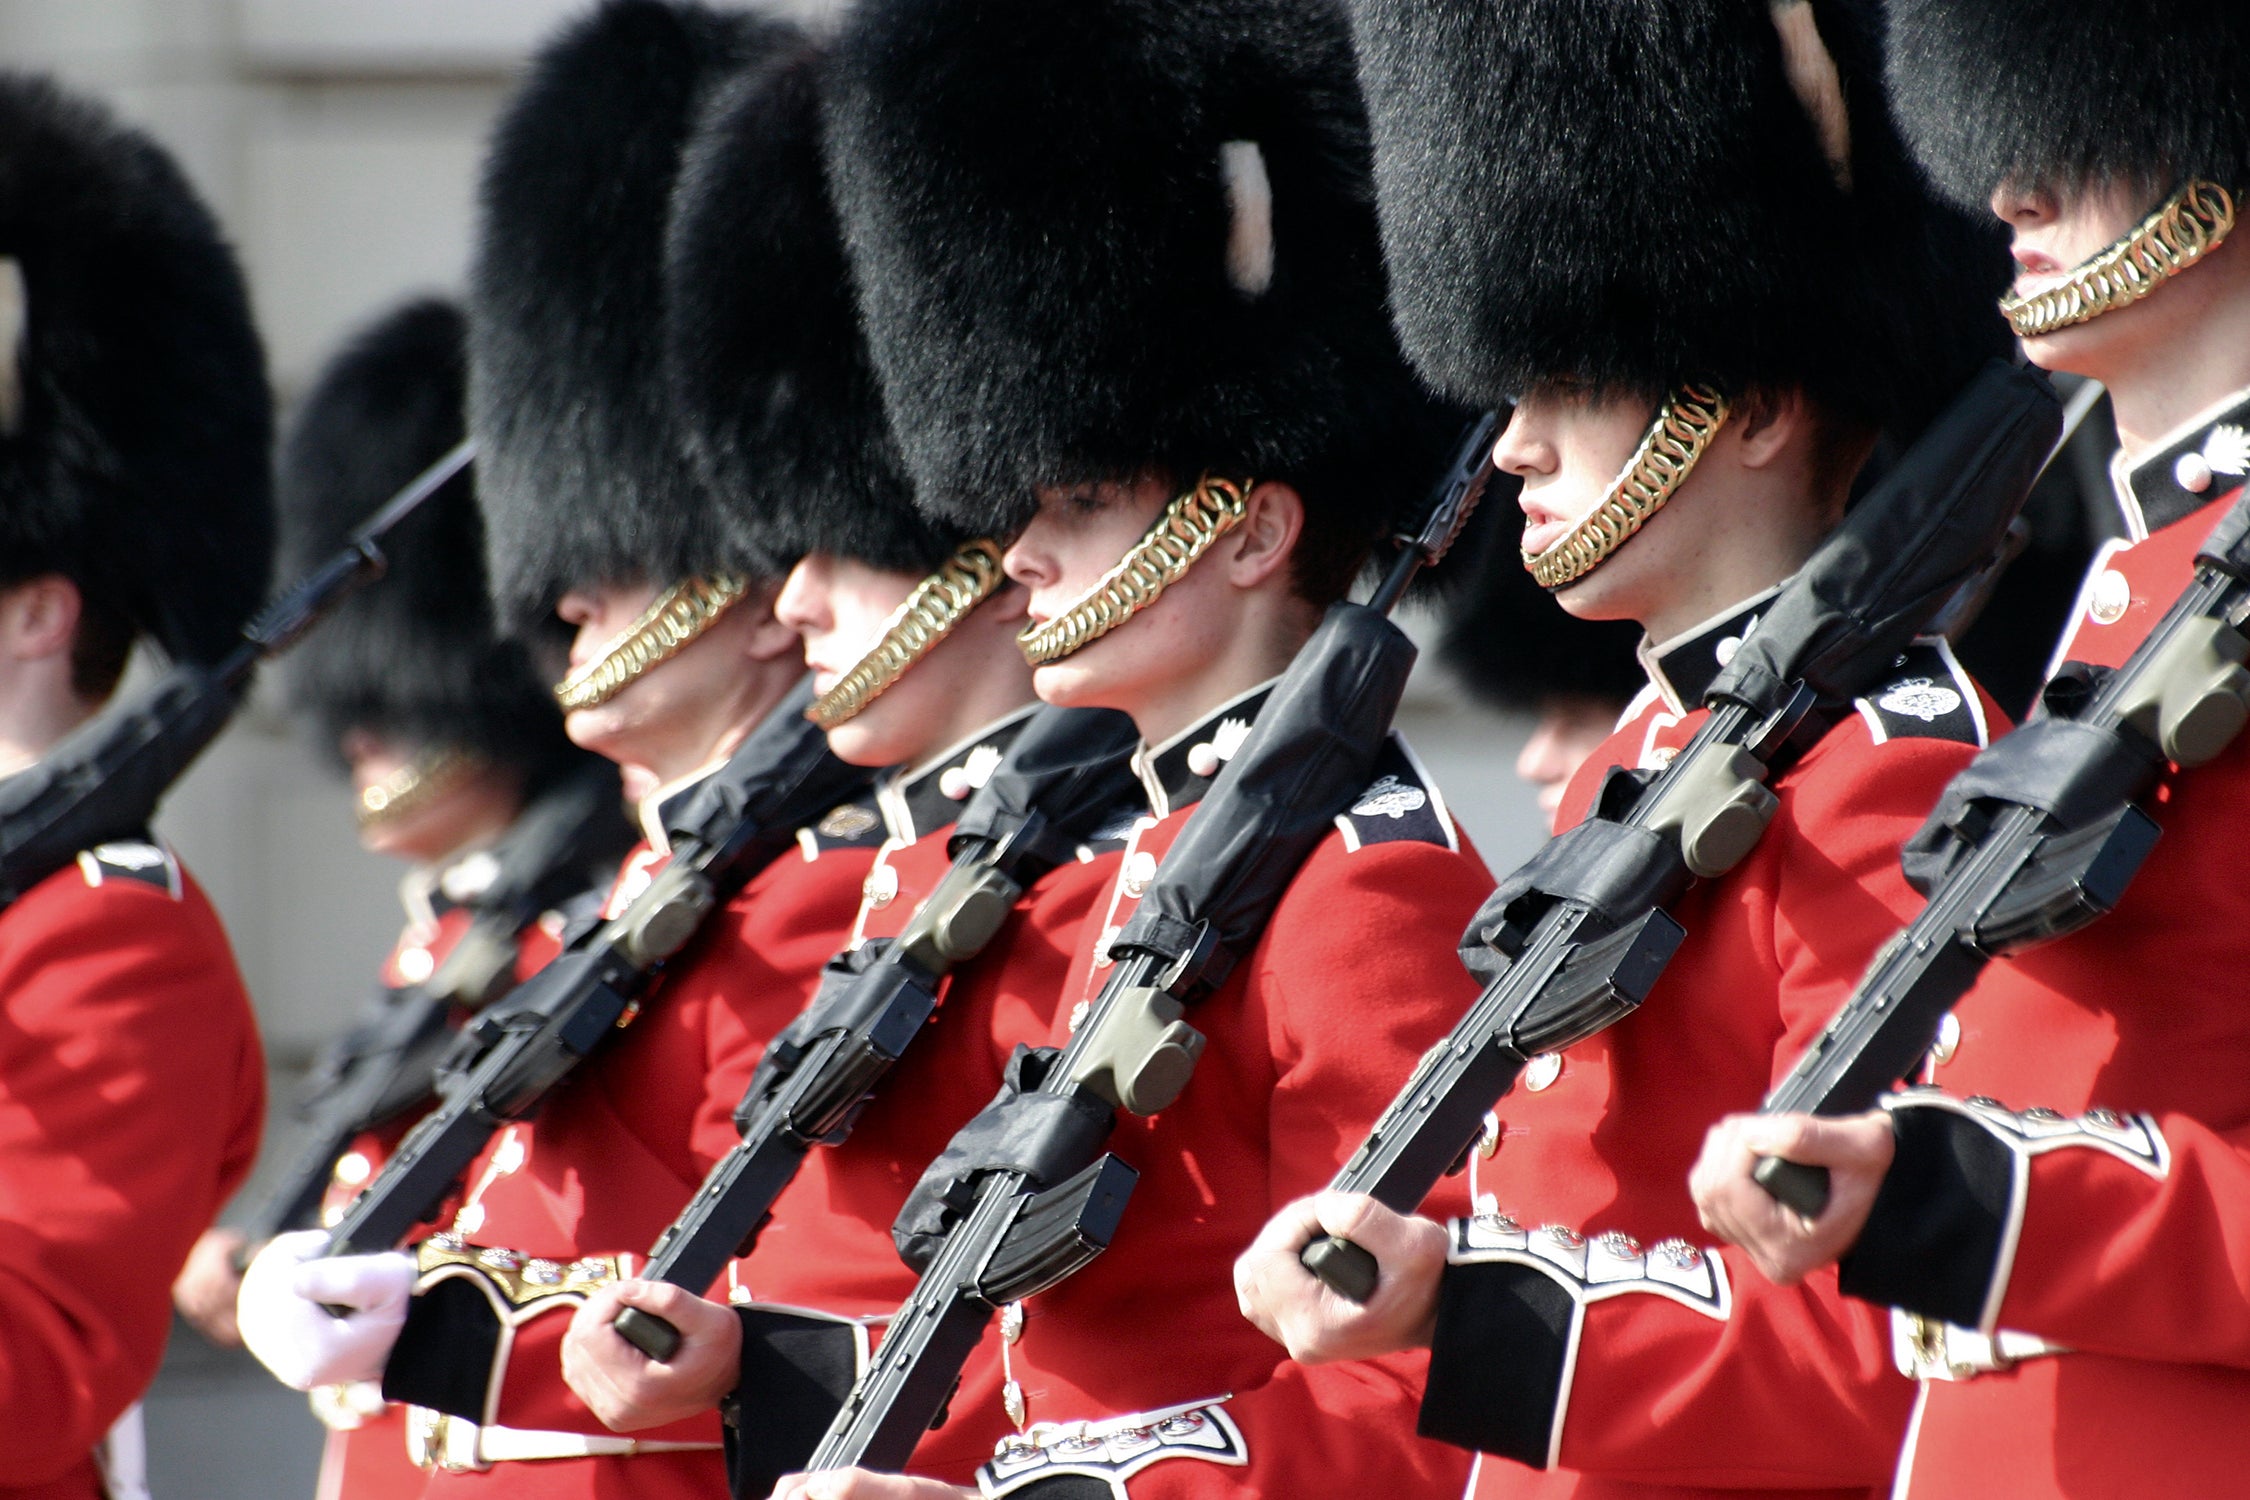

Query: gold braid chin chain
552,573,751,713
357,745,483,830
1016,475,1253,666
2001,180,2236,339
806,539,1009,730
1524,385,1730,590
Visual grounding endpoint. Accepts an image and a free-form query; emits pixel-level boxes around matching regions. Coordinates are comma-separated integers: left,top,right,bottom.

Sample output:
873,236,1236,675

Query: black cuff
382,1276,501,1420
1840,1102,2014,1329
722,1307,868,1500
1418,1259,1573,1469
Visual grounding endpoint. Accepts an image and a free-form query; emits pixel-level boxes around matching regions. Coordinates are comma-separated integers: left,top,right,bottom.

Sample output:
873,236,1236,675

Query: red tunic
1417,594,1997,1500
0,840,264,1500
1845,402,2250,1499
924,699,1494,1500
379,768,885,1500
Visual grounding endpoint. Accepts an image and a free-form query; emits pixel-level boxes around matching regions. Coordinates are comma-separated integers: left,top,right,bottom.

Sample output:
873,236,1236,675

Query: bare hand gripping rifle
1300,362,2064,1300
611,703,1144,1360
1751,483,2250,1215
237,759,633,1249
797,412,1499,1474
319,677,875,1259
0,439,475,911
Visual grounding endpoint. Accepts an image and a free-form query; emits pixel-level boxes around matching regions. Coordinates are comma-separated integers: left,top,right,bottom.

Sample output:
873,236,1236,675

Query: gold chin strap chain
805,539,1009,731
1015,475,1253,667
1524,385,1730,590
357,745,482,830
2001,179,2236,339
552,573,751,713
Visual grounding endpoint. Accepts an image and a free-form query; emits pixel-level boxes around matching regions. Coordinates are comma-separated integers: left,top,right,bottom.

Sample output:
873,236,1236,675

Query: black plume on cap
1441,472,1647,710
280,298,584,784
0,71,272,666
1349,0,2009,432
824,0,1457,552
664,39,957,575
470,0,790,635
1887,0,2250,209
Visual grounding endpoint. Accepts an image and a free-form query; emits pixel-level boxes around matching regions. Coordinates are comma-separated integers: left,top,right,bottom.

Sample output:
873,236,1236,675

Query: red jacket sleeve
0,860,264,1488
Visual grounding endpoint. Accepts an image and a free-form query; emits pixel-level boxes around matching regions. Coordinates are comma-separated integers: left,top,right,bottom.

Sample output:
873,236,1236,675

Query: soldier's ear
0,573,83,664
1730,389,1812,472
1222,481,1305,592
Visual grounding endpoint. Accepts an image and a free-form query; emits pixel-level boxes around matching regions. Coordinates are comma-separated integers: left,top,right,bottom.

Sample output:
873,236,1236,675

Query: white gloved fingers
237,1232,414,1392
292,1252,415,1314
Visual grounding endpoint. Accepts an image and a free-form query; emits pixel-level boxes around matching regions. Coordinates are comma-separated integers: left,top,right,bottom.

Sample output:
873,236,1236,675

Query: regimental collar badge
2116,386,2250,538
1638,584,1786,717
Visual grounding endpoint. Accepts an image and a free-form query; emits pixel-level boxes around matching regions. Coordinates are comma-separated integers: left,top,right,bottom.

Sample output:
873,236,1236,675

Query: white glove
237,1229,415,1391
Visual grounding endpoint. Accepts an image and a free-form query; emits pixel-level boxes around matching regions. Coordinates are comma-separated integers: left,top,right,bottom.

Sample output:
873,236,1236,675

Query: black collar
1130,680,1277,820
2113,386,2250,539
879,705,1041,844
1638,585,1785,716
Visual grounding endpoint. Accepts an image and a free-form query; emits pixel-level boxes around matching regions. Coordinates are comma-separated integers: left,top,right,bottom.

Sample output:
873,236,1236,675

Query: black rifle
1300,362,2062,1301
320,678,874,1259
237,759,633,1248
612,705,1143,1360
1751,485,2250,1215
801,411,1499,1473
0,440,476,910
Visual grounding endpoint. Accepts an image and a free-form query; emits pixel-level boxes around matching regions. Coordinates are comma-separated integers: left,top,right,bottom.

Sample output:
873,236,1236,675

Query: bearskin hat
1440,472,1647,710
1886,0,2250,210
469,0,792,635
823,0,1460,558
0,72,272,667
1348,0,2011,433
279,298,585,786
663,37,959,576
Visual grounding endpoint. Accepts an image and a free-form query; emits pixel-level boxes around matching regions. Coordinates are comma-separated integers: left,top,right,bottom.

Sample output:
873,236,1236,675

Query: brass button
395,945,435,984
863,864,899,910
1524,1052,1563,1091
1119,851,1158,900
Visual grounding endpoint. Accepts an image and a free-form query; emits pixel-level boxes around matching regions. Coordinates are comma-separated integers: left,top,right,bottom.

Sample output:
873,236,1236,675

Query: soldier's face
337,729,520,864
1497,386,1687,624
1993,175,2234,381
553,578,786,791
778,551,1038,770
1006,474,1213,719
1515,695,1623,833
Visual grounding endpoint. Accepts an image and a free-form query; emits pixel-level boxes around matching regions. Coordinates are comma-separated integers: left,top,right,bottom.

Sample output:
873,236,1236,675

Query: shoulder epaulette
796,788,888,860
1334,736,1458,853
1854,639,1989,748
76,839,182,898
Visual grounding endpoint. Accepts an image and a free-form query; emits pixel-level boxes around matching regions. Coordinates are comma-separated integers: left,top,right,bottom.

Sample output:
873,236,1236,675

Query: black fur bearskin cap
1887,0,2250,210
823,0,1460,554
664,38,962,577
470,0,793,637
1348,0,2010,434
280,299,587,787
1441,472,1647,710
0,71,272,667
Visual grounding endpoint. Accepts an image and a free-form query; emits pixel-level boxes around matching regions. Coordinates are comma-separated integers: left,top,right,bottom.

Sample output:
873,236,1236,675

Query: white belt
1892,1310,2069,1381
406,1406,723,1471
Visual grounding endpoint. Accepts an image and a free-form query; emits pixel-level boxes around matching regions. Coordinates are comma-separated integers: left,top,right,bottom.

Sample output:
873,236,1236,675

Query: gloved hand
236,1229,415,1391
